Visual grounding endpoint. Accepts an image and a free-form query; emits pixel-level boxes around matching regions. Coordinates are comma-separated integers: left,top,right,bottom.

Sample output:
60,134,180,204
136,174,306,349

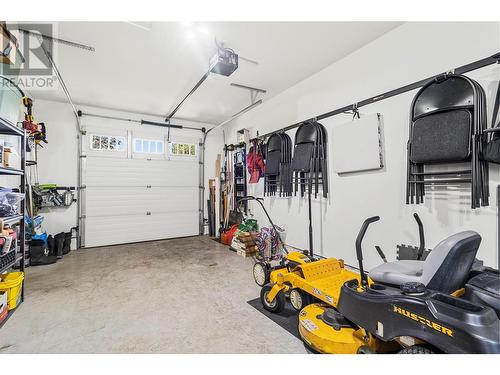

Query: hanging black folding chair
406,73,489,209
264,132,292,196
291,121,329,199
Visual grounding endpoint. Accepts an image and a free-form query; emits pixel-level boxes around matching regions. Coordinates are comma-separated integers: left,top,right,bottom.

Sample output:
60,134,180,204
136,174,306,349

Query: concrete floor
0,236,307,353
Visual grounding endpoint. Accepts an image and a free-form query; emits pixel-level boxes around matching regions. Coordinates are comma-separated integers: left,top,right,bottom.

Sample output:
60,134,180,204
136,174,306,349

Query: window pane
101,136,109,149
92,135,100,150
134,139,142,152
150,141,157,153
116,138,125,151
109,137,116,150
157,141,164,154
142,140,150,153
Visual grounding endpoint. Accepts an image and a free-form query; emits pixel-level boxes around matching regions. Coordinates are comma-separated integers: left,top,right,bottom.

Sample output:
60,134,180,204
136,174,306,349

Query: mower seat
369,231,481,294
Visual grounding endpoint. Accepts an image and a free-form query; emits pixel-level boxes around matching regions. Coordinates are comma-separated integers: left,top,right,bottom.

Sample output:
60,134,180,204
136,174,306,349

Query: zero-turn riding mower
258,213,426,313
261,216,500,354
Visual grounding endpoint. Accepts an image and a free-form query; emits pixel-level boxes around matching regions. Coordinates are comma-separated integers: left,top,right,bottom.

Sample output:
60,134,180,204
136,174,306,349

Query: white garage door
81,121,201,248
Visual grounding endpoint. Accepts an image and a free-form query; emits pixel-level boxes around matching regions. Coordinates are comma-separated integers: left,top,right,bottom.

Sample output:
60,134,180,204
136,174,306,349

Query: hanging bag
482,80,500,164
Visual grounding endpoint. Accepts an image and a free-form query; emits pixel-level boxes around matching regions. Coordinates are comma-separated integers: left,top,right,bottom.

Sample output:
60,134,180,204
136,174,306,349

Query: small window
134,139,142,152
133,138,165,154
157,141,164,154
170,142,197,157
91,134,126,151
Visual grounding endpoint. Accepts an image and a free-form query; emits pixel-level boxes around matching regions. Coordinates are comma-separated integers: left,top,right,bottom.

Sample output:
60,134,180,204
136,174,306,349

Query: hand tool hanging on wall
32,185,76,213
219,140,237,234
21,97,48,153
223,144,235,230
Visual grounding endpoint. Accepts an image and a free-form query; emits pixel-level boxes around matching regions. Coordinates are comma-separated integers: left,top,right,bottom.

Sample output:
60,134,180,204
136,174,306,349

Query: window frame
132,138,166,155
90,134,126,152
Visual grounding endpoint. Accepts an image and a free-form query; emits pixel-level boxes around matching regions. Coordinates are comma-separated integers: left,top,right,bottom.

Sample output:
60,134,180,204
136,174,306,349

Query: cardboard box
3,147,10,167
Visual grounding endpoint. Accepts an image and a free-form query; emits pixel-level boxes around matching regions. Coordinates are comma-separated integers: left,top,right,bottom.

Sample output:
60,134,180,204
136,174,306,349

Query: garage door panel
85,212,198,248
85,186,199,216
83,128,200,247
84,157,198,187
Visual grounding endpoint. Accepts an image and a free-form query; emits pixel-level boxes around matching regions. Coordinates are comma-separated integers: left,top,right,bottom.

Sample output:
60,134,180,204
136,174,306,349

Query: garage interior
1,17,500,357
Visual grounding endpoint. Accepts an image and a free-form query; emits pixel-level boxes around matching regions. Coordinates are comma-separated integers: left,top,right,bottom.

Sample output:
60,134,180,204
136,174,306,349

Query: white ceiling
33,22,402,124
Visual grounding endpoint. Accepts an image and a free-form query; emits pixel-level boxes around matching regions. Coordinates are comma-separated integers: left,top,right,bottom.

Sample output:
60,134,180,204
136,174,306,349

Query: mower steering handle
355,216,380,260
413,213,426,260
355,216,380,287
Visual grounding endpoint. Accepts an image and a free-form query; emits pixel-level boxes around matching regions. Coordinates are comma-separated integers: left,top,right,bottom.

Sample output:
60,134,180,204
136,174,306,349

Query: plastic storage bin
0,271,24,310
0,188,24,216
0,249,16,268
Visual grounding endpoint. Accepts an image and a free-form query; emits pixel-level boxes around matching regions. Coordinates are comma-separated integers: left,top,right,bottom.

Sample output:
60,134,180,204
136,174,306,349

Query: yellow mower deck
298,303,370,354
267,257,362,307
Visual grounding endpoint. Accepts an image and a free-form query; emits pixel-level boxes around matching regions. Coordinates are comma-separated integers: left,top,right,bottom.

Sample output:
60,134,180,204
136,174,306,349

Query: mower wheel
253,262,270,287
357,345,375,354
398,345,434,354
261,283,285,313
289,288,312,311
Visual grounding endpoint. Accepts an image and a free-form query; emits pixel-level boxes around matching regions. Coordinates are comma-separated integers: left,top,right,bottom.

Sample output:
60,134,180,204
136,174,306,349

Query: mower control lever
356,216,380,288
375,246,387,263
413,213,426,260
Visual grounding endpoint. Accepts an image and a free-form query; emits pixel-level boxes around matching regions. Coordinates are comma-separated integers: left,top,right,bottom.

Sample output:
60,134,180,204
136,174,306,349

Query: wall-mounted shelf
0,114,26,328
0,117,23,137
0,215,23,225
0,166,24,176
0,258,17,274
233,145,247,213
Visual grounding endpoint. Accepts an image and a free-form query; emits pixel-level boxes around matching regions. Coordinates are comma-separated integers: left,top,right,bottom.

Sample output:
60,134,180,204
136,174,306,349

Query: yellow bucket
0,272,24,310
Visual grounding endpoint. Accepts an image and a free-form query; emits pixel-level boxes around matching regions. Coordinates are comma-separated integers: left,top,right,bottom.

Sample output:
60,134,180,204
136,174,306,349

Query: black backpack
482,80,500,164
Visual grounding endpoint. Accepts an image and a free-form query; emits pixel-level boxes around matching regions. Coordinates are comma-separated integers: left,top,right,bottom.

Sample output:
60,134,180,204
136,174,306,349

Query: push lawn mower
262,215,500,353
237,196,316,288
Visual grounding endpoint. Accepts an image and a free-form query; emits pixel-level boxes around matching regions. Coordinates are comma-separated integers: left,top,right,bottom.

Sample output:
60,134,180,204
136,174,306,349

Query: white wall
204,22,500,268
3,99,208,248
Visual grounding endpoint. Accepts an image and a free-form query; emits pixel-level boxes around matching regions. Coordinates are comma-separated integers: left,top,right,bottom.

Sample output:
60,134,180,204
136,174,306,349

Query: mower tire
261,283,285,313
253,262,270,287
